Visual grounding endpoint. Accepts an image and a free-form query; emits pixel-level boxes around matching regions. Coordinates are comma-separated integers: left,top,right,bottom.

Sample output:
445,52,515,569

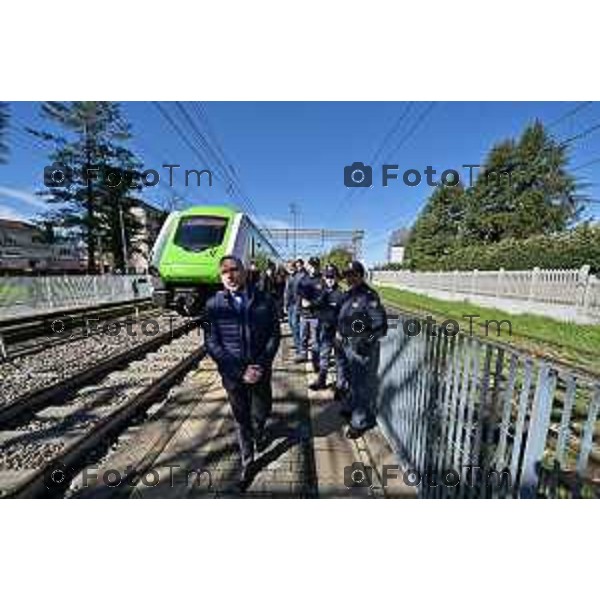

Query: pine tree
405,183,466,268
464,121,578,243
29,101,143,273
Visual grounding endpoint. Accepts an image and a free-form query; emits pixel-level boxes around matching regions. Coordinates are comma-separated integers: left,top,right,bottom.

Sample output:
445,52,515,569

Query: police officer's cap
342,260,365,278
308,256,321,268
323,264,339,278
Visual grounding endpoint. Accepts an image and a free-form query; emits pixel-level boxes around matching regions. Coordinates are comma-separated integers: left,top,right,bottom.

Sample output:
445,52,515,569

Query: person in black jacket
285,259,305,350
338,260,388,438
309,264,347,392
295,256,323,367
204,255,281,482
273,264,288,320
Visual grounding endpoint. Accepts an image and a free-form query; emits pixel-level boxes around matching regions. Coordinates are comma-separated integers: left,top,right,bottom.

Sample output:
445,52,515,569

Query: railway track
0,312,196,416
0,299,154,360
0,327,206,499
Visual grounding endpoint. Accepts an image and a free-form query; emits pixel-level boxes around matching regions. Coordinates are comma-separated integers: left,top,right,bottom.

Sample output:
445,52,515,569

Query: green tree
405,183,466,268
321,245,354,273
464,121,578,243
252,251,271,271
29,101,142,273
0,102,9,164
405,120,581,270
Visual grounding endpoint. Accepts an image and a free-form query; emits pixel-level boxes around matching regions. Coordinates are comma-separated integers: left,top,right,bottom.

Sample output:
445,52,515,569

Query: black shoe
345,425,366,439
309,378,328,391
339,408,352,421
240,455,254,485
334,387,348,403
255,429,269,453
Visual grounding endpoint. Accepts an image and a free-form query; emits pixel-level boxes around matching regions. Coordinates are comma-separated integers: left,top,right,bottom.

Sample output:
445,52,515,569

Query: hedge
394,224,600,273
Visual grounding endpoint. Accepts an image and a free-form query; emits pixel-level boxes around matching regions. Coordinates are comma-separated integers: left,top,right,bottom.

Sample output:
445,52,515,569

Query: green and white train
149,205,280,315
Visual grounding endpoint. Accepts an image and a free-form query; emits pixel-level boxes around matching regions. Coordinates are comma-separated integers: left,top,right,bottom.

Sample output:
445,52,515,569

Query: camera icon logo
43,461,73,491
344,162,372,188
340,311,374,339
344,461,373,488
47,315,75,340
44,162,73,187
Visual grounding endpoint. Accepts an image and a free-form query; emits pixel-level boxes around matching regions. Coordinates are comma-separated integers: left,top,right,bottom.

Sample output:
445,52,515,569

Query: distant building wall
0,219,85,274
128,201,167,273
388,245,405,264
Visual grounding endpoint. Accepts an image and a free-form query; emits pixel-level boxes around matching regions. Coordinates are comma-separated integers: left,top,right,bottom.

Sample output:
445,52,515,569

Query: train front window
174,216,228,252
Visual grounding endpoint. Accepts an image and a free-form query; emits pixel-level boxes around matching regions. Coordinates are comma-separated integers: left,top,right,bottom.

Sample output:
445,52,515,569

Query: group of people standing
204,253,388,485
285,256,388,429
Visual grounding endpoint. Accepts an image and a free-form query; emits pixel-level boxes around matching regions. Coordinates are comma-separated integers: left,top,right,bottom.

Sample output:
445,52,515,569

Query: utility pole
119,201,129,273
290,202,298,259
84,118,97,274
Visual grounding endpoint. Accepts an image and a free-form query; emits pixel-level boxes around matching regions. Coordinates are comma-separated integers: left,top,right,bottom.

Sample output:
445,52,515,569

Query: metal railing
373,266,600,320
0,275,153,320
376,315,600,498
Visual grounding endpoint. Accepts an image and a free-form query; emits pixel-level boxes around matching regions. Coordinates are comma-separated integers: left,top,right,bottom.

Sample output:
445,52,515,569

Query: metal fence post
519,363,556,498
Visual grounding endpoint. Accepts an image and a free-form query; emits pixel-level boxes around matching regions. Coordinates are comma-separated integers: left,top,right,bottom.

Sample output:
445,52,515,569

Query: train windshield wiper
179,243,215,253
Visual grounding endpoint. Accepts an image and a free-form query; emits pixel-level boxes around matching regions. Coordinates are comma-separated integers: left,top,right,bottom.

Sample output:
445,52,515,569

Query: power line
384,101,437,159
176,101,257,215
371,102,416,164
175,102,279,247
174,102,234,186
328,101,421,219
548,101,593,129
192,102,242,189
152,101,255,217
572,156,600,172
559,121,600,147
157,101,281,251
152,102,227,185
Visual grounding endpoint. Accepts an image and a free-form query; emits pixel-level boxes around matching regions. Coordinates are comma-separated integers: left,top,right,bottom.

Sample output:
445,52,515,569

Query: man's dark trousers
205,286,280,466
225,374,273,461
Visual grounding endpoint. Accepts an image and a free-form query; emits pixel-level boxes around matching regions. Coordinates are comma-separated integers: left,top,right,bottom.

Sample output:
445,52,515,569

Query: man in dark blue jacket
205,255,281,482
309,264,347,392
285,258,305,351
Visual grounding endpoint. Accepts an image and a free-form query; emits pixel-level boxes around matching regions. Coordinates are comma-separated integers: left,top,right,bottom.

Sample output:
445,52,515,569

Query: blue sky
1,101,599,264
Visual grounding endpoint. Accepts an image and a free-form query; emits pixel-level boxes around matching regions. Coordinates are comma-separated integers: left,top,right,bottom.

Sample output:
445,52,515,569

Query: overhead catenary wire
328,101,420,220
383,101,437,159
572,156,600,172
173,101,279,247
153,101,259,221
558,121,600,148
548,101,593,129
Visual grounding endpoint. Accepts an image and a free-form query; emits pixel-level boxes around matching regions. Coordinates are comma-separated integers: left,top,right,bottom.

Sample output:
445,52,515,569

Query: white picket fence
373,266,600,321
0,275,153,320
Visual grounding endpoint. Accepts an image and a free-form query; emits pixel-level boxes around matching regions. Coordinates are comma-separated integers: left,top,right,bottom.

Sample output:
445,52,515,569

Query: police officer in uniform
295,256,323,369
309,264,347,392
338,260,387,438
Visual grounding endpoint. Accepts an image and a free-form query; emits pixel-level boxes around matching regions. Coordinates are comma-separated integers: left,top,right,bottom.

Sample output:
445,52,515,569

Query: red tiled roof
0,218,37,230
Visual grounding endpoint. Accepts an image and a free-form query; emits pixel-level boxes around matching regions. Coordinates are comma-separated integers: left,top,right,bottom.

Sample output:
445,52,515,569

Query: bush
407,224,600,273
